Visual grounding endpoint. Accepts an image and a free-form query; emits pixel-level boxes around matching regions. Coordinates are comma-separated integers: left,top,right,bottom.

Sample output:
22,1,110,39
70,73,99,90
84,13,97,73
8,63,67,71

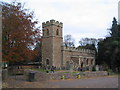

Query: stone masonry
42,19,95,69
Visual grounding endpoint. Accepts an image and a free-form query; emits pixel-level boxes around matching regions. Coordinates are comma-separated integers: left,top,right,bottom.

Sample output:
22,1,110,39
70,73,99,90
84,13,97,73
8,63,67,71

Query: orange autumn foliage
2,2,41,62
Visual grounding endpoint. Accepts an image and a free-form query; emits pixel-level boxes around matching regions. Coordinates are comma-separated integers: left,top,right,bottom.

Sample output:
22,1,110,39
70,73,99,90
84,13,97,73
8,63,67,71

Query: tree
79,38,98,46
33,42,42,63
64,35,75,47
78,38,98,50
110,17,118,37
97,37,111,66
97,17,120,72
2,1,41,64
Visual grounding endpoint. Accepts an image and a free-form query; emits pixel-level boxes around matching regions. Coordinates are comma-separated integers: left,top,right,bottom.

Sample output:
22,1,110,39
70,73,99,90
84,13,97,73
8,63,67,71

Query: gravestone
95,65,99,71
89,66,92,71
70,63,73,74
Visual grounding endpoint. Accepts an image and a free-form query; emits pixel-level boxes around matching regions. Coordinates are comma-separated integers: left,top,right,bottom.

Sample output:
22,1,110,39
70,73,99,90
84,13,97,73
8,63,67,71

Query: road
4,76,119,88
44,76,119,88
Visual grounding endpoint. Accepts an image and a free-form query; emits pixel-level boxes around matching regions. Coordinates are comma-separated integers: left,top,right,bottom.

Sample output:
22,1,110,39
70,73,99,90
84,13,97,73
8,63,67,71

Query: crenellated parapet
62,46,95,54
42,19,63,28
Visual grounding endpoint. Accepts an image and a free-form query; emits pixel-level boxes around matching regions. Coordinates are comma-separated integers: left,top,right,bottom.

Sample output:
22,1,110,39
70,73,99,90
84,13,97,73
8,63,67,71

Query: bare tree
64,35,75,47
79,38,98,47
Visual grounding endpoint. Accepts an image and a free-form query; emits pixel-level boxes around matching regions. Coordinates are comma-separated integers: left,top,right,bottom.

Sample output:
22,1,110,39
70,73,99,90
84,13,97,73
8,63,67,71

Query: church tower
42,19,63,68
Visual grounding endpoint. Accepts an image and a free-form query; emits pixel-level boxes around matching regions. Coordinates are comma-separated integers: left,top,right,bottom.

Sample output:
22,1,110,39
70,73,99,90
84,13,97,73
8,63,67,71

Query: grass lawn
32,68,63,72
110,72,120,76
32,68,80,74
32,68,48,72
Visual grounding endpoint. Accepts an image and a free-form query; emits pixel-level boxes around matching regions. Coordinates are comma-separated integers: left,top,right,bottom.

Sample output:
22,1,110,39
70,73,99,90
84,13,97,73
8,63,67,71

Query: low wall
24,70,108,81
2,69,8,81
82,71,108,77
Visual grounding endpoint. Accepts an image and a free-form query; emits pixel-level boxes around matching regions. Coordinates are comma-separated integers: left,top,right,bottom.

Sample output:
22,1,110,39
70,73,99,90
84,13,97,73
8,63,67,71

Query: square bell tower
42,19,63,68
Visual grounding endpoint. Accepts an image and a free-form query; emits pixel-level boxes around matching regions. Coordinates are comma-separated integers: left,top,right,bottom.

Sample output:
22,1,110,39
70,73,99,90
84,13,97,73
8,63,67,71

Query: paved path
4,76,119,88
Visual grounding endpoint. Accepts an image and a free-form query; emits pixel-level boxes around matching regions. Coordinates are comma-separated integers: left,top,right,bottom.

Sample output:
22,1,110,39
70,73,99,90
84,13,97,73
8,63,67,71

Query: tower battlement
42,19,95,68
42,19,63,28
62,46,95,54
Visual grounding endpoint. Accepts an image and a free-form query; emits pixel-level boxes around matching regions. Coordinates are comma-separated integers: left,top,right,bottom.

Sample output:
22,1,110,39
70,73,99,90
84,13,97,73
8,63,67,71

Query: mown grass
109,72,120,76
32,68,80,74
32,68,48,72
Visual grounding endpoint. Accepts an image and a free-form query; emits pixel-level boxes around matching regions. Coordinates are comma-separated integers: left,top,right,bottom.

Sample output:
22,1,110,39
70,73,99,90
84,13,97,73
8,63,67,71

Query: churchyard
1,0,120,89
2,65,119,88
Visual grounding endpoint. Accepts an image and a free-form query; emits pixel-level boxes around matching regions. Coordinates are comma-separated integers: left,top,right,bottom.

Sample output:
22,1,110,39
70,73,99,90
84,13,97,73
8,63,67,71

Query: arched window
56,29,59,35
46,59,49,65
81,62,83,68
91,59,93,65
47,29,49,35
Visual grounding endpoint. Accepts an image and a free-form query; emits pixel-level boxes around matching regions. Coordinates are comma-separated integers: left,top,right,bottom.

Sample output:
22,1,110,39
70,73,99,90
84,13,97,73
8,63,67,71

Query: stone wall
52,37,62,67
62,46,95,54
24,70,108,81
42,37,53,66
42,19,63,67
81,71,108,78
42,19,95,68
62,50,72,66
62,46,95,68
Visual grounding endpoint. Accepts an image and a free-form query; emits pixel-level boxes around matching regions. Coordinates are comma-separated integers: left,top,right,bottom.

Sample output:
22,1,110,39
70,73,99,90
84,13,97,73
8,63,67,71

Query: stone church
42,19,95,69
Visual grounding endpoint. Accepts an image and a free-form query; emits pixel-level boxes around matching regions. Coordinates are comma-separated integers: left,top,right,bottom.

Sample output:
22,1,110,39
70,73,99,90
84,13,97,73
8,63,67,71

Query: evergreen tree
110,17,118,37
97,17,120,72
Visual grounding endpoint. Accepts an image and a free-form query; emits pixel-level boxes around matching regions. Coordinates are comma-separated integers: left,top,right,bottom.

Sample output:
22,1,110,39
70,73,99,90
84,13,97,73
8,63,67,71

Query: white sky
1,0,119,46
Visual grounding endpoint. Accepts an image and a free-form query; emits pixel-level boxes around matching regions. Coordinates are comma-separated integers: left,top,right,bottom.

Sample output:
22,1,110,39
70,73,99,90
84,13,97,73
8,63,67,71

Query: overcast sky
1,0,119,46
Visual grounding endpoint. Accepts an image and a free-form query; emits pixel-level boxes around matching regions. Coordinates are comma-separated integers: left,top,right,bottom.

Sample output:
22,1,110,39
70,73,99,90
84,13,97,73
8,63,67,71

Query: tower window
86,59,88,65
47,29,49,35
46,59,49,65
56,29,59,35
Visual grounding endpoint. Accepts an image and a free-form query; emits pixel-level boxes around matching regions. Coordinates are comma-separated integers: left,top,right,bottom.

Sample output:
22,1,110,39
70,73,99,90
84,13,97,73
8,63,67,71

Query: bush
107,69,112,72
92,66,96,71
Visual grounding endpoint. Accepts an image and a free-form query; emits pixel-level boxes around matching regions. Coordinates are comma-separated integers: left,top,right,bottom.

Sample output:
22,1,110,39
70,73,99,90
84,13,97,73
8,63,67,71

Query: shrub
92,66,96,71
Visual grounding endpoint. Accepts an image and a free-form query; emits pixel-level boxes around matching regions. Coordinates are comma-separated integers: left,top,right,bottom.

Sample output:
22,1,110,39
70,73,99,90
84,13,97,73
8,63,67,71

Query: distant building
42,19,95,69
